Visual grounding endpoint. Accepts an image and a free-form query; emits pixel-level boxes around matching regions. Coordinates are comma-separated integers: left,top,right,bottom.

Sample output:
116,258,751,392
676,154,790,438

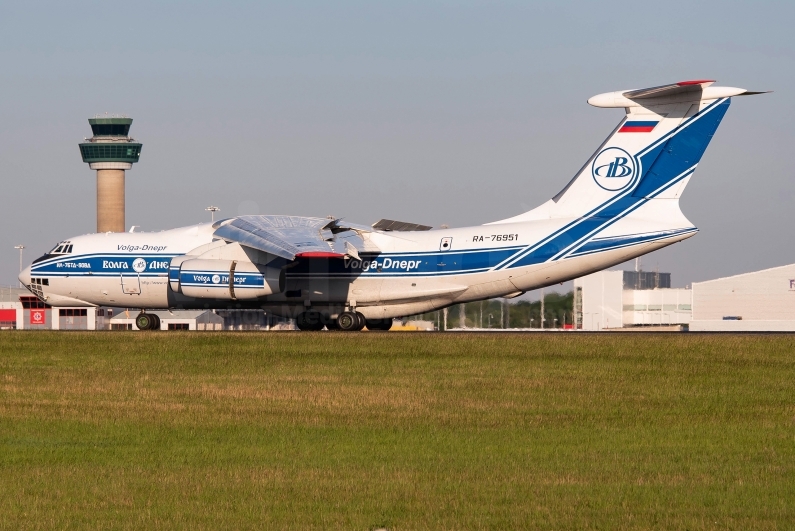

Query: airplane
20,80,767,331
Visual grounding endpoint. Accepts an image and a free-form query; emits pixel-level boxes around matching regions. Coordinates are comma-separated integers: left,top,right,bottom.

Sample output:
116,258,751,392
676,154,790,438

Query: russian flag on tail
619,120,658,133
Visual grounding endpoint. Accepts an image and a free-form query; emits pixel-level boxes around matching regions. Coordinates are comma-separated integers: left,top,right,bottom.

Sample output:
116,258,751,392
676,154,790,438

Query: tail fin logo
592,147,635,191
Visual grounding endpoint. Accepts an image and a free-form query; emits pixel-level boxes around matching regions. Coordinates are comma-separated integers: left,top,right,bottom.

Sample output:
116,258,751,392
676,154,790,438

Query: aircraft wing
212,215,379,260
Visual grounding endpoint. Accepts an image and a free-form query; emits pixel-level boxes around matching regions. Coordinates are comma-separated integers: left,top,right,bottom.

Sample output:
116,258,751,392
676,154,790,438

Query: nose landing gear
135,312,161,331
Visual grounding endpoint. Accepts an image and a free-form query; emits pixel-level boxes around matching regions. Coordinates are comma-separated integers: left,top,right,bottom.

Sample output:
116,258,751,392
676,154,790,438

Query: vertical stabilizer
488,81,768,268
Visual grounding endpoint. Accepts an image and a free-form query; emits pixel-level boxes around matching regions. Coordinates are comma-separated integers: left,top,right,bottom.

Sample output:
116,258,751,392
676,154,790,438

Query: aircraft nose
18,266,31,286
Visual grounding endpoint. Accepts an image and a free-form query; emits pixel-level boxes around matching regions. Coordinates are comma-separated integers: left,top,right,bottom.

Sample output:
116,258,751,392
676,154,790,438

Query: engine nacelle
170,258,284,300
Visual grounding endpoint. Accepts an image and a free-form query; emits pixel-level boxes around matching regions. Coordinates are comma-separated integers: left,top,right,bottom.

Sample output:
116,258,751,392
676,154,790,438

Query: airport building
573,261,795,332
109,310,225,331
690,263,795,331
573,270,691,331
1,286,290,331
1,286,98,330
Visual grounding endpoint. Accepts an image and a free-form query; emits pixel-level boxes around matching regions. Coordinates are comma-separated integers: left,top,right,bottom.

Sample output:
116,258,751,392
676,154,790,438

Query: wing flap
213,216,333,260
213,215,380,260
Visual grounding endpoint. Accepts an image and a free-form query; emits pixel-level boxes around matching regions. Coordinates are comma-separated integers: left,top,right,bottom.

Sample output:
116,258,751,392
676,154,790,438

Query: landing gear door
121,273,141,295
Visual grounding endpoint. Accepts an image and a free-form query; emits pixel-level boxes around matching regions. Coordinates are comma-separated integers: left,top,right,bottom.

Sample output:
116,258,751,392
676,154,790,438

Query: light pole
14,245,24,287
205,206,220,222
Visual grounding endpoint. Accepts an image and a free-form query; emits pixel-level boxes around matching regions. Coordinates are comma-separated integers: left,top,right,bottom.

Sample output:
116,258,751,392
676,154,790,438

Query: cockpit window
49,241,73,255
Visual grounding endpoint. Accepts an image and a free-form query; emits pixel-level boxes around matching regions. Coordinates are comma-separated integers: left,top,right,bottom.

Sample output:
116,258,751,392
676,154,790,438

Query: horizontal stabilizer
622,79,715,99
588,80,770,108
372,219,433,232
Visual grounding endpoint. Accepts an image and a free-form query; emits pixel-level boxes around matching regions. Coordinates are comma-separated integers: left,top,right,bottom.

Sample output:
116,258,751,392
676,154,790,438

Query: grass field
1,332,793,530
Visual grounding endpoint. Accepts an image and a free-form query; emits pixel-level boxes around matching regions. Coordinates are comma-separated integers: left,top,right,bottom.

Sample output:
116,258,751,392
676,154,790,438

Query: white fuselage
22,205,694,319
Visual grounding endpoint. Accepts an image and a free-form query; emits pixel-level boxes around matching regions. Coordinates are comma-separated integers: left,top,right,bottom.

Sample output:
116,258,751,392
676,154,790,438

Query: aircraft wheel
296,311,324,331
151,314,161,330
336,311,360,331
354,312,367,331
295,312,311,331
135,312,154,331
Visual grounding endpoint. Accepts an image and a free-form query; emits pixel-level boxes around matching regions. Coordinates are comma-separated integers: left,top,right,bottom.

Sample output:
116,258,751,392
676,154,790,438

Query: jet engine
169,257,284,300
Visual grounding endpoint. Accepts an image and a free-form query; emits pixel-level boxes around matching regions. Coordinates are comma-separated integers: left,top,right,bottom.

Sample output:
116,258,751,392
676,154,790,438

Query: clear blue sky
1,0,792,289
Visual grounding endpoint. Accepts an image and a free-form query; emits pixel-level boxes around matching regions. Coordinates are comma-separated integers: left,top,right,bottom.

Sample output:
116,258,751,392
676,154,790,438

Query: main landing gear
335,311,366,331
295,311,393,331
135,312,161,331
295,311,325,331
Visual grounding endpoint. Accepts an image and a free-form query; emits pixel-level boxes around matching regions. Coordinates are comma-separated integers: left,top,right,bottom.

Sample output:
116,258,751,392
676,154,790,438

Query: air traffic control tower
79,117,142,233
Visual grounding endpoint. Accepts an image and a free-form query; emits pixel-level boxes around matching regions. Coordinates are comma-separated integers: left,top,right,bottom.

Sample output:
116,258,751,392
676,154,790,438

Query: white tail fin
497,80,768,222
489,81,767,268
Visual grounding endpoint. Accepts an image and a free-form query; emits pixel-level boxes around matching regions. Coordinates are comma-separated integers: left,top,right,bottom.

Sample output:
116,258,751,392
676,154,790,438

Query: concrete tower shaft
79,117,142,233
96,169,125,232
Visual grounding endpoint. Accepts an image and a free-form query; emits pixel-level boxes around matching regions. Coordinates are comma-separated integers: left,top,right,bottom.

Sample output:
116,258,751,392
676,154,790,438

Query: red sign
30,309,45,325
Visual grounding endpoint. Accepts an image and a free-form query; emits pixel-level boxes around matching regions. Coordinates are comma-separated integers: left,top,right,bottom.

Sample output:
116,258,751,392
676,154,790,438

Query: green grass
1,332,793,530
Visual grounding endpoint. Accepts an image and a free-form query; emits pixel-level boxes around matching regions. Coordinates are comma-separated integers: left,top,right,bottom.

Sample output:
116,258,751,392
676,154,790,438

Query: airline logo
117,245,168,252
344,257,421,272
591,147,636,191
132,258,147,273
619,120,659,133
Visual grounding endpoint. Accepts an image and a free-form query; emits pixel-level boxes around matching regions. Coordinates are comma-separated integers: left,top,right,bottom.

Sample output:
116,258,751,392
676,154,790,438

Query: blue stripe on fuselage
287,246,524,277
568,228,698,257
31,253,175,276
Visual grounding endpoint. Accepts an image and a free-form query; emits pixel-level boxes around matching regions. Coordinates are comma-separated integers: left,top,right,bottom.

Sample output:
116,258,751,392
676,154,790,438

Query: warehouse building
0,287,25,329
1,287,98,330
573,270,691,330
1,287,286,331
690,263,795,331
